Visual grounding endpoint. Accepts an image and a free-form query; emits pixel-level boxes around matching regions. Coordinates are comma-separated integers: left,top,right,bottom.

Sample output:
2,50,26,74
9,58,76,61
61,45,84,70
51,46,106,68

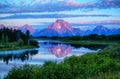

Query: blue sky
0,0,120,30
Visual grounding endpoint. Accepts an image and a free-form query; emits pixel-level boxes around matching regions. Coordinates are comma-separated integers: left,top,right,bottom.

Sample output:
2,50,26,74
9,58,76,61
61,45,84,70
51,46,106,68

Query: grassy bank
4,42,120,79
0,40,39,52
61,40,117,45
37,36,119,45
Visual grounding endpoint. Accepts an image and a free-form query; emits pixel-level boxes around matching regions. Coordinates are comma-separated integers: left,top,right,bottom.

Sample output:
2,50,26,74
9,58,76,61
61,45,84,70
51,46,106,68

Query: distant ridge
91,25,111,35
19,24,35,35
33,19,120,37
0,24,35,35
0,24,5,29
1,19,120,37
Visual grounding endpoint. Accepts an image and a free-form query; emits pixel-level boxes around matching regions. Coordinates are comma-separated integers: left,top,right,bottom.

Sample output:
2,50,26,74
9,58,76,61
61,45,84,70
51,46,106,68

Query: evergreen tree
2,33,4,44
16,30,20,41
18,39,24,46
5,35,9,43
26,30,30,45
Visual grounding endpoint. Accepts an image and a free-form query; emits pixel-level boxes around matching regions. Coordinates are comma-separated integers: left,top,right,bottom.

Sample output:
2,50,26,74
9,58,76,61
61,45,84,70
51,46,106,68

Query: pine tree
26,30,30,45
16,30,20,41
2,33,4,44
5,35,9,43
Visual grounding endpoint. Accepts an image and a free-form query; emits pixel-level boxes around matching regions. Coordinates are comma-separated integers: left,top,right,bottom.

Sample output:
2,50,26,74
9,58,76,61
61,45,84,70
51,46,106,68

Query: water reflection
0,50,38,64
0,40,107,79
70,44,107,50
46,44,72,58
40,41,106,58
0,41,106,64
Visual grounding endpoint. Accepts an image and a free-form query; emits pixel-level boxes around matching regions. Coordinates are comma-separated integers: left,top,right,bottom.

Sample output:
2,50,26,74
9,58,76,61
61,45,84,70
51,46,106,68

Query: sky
0,0,120,30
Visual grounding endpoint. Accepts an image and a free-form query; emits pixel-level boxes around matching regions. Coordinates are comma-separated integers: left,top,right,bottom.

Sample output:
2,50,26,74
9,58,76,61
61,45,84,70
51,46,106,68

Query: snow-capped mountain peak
47,19,73,34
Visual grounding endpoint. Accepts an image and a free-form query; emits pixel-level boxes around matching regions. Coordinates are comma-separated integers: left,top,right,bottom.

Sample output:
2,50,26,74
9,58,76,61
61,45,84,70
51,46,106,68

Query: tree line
42,34,120,41
0,27,37,46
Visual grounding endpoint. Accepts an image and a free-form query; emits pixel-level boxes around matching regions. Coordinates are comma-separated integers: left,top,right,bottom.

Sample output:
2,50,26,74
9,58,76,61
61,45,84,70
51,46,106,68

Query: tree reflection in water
0,50,38,64
70,44,107,50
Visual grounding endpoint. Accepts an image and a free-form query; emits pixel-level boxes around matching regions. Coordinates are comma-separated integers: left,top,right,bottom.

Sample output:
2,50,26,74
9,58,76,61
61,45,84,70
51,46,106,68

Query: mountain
33,28,59,37
33,20,120,37
0,24,18,30
0,24,5,29
84,30,91,35
0,24,35,35
10,24,35,34
91,25,111,35
12,26,18,30
47,19,74,36
115,28,120,34
48,19,73,33
111,28,120,34
19,24,35,35
7,26,18,30
1,20,120,37
73,28,84,36
33,19,75,37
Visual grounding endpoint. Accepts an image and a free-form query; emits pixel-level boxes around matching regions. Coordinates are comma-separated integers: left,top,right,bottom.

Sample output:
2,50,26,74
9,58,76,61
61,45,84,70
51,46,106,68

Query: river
0,40,106,78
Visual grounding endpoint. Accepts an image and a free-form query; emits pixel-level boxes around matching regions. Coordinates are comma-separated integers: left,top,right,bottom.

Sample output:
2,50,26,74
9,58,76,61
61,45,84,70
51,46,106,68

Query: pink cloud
73,20,120,25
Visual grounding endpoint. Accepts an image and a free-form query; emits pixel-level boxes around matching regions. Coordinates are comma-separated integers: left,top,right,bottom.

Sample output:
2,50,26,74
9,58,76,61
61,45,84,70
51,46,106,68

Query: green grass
60,39,118,45
4,42,120,79
37,37,118,45
99,44,120,60
89,71,120,79
0,42,38,51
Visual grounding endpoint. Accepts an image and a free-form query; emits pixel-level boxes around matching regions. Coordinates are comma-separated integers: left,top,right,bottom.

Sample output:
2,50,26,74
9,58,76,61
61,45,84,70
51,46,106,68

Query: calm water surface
0,40,106,78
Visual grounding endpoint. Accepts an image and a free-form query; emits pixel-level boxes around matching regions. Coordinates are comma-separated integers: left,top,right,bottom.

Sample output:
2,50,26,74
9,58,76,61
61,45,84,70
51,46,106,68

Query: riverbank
36,36,119,45
0,40,39,52
3,41,120,79
37,38,113,50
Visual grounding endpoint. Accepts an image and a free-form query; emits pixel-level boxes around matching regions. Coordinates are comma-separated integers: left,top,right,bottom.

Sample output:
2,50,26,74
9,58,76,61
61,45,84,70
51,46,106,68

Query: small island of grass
0,27,39,52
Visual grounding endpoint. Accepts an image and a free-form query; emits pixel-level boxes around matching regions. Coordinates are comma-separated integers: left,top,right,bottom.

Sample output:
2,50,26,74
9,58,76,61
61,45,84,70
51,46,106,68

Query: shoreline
3,43,120,79
36,38,117,45
0,41,39,52
0,45,39,52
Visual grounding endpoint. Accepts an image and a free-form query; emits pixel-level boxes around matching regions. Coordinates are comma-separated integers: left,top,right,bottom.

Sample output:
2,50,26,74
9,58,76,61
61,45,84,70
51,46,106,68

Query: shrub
4,53,120,79
18,39,24,46
99,44,120,60
4,64,34,79
29,39,39,47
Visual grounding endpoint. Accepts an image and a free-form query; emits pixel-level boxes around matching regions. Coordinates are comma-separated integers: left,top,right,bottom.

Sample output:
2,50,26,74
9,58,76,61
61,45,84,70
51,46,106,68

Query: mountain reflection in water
46,44,72,58
0,41,106,64
42,42,106,58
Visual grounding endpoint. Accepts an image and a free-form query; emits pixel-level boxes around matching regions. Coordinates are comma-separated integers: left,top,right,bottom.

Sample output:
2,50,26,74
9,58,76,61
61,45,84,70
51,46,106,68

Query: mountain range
33,19,120,37
0,24,35,35
0,19,120,37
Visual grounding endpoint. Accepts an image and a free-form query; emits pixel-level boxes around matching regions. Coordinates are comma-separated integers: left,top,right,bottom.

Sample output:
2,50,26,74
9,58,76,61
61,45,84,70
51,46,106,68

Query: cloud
71,20,120,26
94,0,120,8
70,20,120,30
0,13,111,19
0,0,120,13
